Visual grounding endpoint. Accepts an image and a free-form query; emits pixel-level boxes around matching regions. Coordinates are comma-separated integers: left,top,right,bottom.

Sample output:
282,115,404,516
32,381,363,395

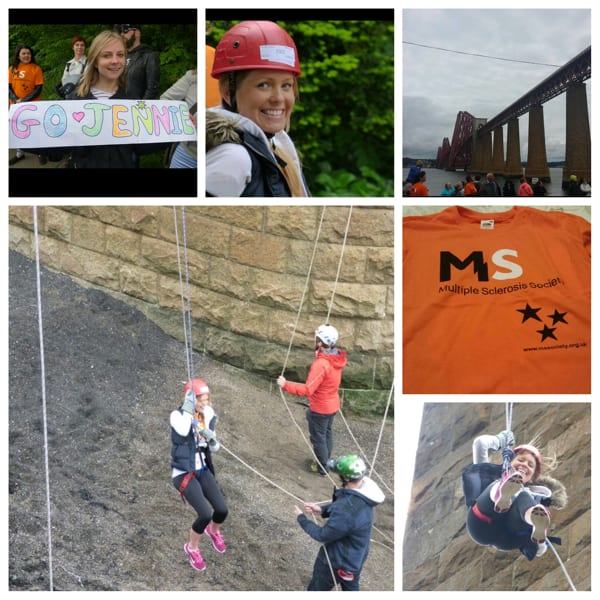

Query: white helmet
315,324,339,347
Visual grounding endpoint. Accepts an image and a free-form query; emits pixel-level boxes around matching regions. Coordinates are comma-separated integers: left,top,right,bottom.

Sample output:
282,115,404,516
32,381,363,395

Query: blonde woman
65,30,137,168
462,432,567,561
206,21,308,197
170,379,228,572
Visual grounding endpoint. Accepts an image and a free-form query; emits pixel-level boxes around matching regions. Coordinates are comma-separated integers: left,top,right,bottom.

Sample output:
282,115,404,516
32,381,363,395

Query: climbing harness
33,207,54,591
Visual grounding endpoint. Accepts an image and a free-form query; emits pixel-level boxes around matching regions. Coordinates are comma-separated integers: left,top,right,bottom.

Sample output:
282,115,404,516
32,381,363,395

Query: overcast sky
402,8,591,161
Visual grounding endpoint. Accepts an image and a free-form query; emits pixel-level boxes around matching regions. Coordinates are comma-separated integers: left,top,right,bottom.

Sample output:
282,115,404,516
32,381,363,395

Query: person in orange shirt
464,174,478,196
409,171,429,196
9,44,45,165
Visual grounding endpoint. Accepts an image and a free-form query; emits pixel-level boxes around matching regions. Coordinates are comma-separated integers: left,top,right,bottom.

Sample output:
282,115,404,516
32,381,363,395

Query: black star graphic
548,309,568,325
537,324,558,342
517,303,542,323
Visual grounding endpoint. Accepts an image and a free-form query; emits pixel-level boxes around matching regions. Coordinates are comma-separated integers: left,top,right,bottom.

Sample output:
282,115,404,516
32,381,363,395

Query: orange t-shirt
403,206,591,393
9,62,44,104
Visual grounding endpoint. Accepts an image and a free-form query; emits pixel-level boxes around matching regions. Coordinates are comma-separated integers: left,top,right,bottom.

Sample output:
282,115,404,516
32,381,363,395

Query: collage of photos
5,2,594,594
7,5,394,593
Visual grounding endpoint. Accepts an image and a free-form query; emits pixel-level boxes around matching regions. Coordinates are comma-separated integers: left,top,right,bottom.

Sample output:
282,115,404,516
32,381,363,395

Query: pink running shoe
493,470,524,513
205,524,227,553
184,543,207,571
526,504,551,544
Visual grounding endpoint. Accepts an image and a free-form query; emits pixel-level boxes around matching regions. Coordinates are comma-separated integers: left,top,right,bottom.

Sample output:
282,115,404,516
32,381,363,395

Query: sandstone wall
9,206,394,408
403,402,590,591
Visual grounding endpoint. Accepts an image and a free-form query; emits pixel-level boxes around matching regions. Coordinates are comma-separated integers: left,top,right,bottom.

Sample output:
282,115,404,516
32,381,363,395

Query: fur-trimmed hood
206,109,243,151
535,474,568,509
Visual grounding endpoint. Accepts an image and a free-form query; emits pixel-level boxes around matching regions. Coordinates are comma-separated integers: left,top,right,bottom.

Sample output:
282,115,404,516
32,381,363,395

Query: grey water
403,167,580,197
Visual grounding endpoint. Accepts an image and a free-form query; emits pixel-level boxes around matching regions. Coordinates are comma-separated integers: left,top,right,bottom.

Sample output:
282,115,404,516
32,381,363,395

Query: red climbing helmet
183,378,210,397
211,21,301,78
513,444,543,479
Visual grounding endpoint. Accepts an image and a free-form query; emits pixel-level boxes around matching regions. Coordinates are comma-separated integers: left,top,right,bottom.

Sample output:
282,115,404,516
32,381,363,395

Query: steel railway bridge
436,46,591,184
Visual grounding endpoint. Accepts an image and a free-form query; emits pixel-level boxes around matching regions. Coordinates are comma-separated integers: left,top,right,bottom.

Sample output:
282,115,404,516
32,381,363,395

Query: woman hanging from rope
170,378,228,572
462,430,567,560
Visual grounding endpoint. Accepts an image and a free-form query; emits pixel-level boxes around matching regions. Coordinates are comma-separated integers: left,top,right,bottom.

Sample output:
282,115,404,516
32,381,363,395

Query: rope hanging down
501,402,576,591
33,207,54,591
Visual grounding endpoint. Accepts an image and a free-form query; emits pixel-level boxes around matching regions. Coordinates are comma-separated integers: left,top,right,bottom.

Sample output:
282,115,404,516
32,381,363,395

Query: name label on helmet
260,44,296,68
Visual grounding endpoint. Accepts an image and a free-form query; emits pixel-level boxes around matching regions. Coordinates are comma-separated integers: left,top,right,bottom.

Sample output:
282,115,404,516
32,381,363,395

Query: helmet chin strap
227,72,237,113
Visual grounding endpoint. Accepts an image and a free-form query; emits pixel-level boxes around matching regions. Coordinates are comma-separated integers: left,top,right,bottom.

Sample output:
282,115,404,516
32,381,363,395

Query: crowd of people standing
403,161,591,197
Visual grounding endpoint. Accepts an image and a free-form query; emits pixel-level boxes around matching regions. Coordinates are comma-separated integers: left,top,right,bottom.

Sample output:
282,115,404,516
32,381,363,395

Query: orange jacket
283,349,348,414
403,206,590,393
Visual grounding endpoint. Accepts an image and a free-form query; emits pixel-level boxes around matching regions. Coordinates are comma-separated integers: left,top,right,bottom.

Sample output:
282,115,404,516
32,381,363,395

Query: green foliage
8,23,197,101
314,164,393,197
207,20,394,197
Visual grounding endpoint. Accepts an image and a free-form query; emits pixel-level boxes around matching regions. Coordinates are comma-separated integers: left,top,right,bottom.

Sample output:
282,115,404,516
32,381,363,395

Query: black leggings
173,470,228,535
466,481,537,550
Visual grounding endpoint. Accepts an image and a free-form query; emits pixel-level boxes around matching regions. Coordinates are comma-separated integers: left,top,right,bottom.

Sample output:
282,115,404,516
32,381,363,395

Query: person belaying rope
294,454,385,591
462,430,567,560
277,324,347,476
170,378,229,572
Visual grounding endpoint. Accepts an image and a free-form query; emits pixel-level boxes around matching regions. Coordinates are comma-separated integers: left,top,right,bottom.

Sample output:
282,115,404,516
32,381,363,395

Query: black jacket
65,87,138,168
126,44,160,100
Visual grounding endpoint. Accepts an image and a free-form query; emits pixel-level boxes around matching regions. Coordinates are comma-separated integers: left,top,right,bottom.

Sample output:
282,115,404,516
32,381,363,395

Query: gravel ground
8,250,395,591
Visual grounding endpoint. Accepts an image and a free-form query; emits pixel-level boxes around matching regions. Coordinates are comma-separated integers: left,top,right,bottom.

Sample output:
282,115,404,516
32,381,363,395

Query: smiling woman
206,20,309,197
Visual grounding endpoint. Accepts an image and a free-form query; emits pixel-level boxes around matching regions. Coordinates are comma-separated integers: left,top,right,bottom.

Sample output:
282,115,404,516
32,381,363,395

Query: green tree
207,20,394,196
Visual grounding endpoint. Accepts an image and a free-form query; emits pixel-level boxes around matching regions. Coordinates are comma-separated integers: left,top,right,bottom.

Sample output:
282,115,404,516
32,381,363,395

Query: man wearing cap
116,24,160,99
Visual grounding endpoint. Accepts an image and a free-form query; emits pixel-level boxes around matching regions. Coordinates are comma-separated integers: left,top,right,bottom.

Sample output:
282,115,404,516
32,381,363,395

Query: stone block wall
403,402,590,590
9,205,394,404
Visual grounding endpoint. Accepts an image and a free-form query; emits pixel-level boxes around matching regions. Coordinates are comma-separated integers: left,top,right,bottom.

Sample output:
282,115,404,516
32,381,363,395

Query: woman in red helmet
206,20,309,197
170,378,229,572
462,431,567,560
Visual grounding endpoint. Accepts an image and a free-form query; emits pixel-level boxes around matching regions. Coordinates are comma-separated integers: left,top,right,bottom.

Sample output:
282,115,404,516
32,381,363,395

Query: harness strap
179,472,196,504
472,504,493,524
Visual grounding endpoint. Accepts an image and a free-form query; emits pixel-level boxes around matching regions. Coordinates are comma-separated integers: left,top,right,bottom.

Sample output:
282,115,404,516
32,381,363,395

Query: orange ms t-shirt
403,206,590,393
9,63,44,104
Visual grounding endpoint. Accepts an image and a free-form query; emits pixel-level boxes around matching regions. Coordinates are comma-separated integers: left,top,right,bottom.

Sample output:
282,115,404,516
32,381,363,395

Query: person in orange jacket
277,324,348,475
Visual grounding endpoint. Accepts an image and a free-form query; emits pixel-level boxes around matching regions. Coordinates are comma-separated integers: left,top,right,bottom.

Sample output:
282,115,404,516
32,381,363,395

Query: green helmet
333,454,366,480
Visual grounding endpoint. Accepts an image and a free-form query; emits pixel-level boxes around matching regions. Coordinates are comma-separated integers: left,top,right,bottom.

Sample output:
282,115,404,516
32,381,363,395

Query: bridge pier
563,82,591,185
479,131,493,174
504,117,522,179
525,104,550,182
490,126,505,176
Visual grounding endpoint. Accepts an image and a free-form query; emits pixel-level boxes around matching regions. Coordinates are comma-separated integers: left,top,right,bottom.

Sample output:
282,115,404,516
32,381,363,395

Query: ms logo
440,249,523,282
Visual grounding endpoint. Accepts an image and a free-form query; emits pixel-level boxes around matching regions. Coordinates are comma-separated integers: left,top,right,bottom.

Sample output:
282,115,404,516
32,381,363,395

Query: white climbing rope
33,207,54,591
368,380,393,479
547,540,577,591
280,207,326,374
173,206,193,381
325,206,352,324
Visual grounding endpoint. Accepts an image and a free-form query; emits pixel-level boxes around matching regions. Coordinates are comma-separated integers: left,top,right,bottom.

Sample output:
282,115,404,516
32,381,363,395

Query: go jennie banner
9,99,196,148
